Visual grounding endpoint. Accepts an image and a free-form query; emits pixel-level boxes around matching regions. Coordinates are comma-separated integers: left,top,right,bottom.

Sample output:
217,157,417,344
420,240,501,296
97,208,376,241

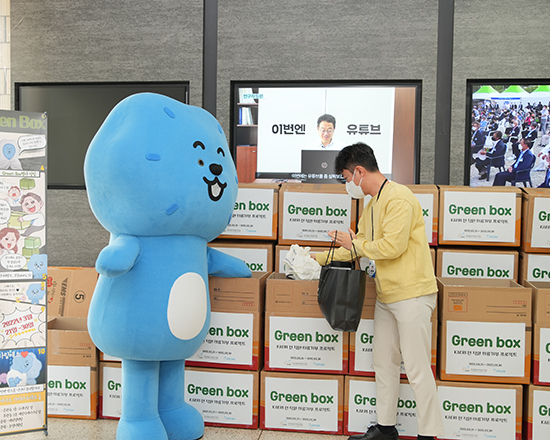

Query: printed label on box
539,328,550,383
222,188,274,237
264,376,338,432
210,247,268,273
526,254,550,282
187,312,254,366
185,370,254,426
438,385,516,440
441,252,515,279
443,191,516,242
282,192,352,242
533,389,550,439
413,193,434,244
47,365,91,416
531,198,550,248
269,316,343,371
445,321,525,377
102,365,122,418
353,319,429,374
347,380,419,437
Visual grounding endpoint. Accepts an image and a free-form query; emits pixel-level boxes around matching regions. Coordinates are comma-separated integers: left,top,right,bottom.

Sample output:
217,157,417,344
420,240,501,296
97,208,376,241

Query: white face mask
345,169,366,199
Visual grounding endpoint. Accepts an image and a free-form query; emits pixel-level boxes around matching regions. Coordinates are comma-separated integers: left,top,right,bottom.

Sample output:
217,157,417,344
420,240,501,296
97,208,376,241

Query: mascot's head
84,93,238,241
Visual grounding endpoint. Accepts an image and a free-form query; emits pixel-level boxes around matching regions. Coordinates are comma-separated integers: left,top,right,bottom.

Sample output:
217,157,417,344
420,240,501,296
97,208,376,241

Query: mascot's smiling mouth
203,176,227,202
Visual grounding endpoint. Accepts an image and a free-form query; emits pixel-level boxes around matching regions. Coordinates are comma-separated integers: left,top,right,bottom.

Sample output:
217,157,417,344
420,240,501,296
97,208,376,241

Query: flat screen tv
15,81,189,188
465,79,550,187
230,80,422,184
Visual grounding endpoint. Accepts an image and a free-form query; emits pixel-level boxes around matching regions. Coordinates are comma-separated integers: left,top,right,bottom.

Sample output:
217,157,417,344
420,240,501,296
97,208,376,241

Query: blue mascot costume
84,93,251,440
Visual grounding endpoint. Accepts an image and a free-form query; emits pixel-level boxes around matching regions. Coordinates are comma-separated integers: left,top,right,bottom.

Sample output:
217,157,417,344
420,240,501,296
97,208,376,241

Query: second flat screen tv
15,81,189,189
231,80,421,184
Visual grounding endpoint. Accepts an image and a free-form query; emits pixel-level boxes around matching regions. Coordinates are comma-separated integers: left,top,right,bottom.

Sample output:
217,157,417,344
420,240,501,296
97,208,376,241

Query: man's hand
327,228,357,251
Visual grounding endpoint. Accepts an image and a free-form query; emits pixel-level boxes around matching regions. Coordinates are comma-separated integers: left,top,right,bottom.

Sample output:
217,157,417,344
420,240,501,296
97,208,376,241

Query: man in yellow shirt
315,143,444,440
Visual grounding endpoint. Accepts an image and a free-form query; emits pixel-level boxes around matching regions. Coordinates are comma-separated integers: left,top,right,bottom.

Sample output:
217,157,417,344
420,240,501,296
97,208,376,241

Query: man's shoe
506,155,516,161
348,424,399,440
479,171,488,179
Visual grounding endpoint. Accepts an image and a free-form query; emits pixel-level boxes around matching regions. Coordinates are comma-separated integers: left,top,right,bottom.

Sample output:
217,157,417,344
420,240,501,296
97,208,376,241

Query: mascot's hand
207,247,252,278
96,235,141,278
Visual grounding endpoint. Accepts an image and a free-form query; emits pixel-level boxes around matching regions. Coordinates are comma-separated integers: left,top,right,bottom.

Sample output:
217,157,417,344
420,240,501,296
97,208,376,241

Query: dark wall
10,0,550,266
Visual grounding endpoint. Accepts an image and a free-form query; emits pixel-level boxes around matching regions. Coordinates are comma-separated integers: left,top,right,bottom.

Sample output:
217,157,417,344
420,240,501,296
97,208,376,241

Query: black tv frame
230,79,423,184
464,78,550,186
14,81,190,189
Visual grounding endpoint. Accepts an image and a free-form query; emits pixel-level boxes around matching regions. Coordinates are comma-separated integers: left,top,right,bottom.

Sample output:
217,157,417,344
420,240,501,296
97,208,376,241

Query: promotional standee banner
0,111,48,436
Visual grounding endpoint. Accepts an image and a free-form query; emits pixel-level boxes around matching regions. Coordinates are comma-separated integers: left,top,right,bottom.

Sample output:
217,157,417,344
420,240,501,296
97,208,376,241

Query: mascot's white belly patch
167,272,207,340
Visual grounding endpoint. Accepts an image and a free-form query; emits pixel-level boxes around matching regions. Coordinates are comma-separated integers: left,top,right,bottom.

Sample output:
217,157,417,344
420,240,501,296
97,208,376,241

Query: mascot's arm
96,235,141,278
207,247,252,278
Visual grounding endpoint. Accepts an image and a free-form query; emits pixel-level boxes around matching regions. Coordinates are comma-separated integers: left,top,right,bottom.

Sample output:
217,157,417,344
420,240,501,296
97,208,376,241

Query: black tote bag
317,232,367,332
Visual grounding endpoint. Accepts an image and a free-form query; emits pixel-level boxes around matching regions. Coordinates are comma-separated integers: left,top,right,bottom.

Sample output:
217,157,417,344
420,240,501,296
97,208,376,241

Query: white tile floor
14,418,349,440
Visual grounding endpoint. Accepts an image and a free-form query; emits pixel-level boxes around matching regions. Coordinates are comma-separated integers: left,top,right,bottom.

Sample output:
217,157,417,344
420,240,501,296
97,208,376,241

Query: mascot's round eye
198,159,204,166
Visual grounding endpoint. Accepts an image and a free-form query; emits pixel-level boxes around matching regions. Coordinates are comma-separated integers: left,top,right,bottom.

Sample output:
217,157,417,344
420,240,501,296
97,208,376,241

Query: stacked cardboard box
278,182,357,247
524,384,550,439
438,277,532,385
46,267,99,420
185,273,268,429
525,281,550,386
47,316,99,420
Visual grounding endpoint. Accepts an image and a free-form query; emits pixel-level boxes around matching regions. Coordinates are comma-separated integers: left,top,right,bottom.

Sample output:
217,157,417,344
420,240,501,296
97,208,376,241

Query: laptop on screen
301,150,343,183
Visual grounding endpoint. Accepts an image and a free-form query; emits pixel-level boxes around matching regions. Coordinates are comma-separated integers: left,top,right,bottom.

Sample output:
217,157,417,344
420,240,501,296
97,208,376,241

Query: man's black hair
317,114,336,128
334,142,379,174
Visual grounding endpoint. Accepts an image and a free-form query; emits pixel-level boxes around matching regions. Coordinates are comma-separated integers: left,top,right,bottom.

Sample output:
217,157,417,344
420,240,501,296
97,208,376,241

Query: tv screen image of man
311,114,343,149
313,142,443,440
493,138,535,186
475,130,506,180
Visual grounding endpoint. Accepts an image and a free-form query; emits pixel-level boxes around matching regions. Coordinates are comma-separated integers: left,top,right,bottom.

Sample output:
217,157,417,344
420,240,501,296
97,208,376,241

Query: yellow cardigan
315,181,437,304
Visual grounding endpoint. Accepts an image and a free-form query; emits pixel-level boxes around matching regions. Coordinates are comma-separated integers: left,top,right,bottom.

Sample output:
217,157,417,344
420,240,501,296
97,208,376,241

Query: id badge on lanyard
368,179,388,278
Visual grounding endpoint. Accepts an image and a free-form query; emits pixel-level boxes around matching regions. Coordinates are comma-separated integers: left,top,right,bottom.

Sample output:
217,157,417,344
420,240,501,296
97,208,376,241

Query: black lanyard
371,179,388,240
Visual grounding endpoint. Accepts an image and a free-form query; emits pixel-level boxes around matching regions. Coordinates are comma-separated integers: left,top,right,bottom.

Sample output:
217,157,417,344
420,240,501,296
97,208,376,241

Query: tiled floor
15,418,349,440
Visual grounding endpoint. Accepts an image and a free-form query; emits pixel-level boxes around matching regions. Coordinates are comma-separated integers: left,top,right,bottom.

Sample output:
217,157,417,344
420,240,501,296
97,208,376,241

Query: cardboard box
348,310,437,379
99,364,261,429
438,186,522,247
345,376,422,439
278,183,357,246
220,183,279,240
521,188,550,253
524,281,550,385
406,184,439,246
438,278,532,384
47,266,99,318
47,316,99,420
519,251,550,284
275,244,330,273
525,281,550,326
265,311,348,374
266,272,377,317
209,272,269,313
99,361,122,419
436,247,518,281
186,311,263,370
47,317,98,367
185,367,260,429
524,384,550,440
208,240,274,273
47,364,98,420
437,380,522,440
260,370,344,434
